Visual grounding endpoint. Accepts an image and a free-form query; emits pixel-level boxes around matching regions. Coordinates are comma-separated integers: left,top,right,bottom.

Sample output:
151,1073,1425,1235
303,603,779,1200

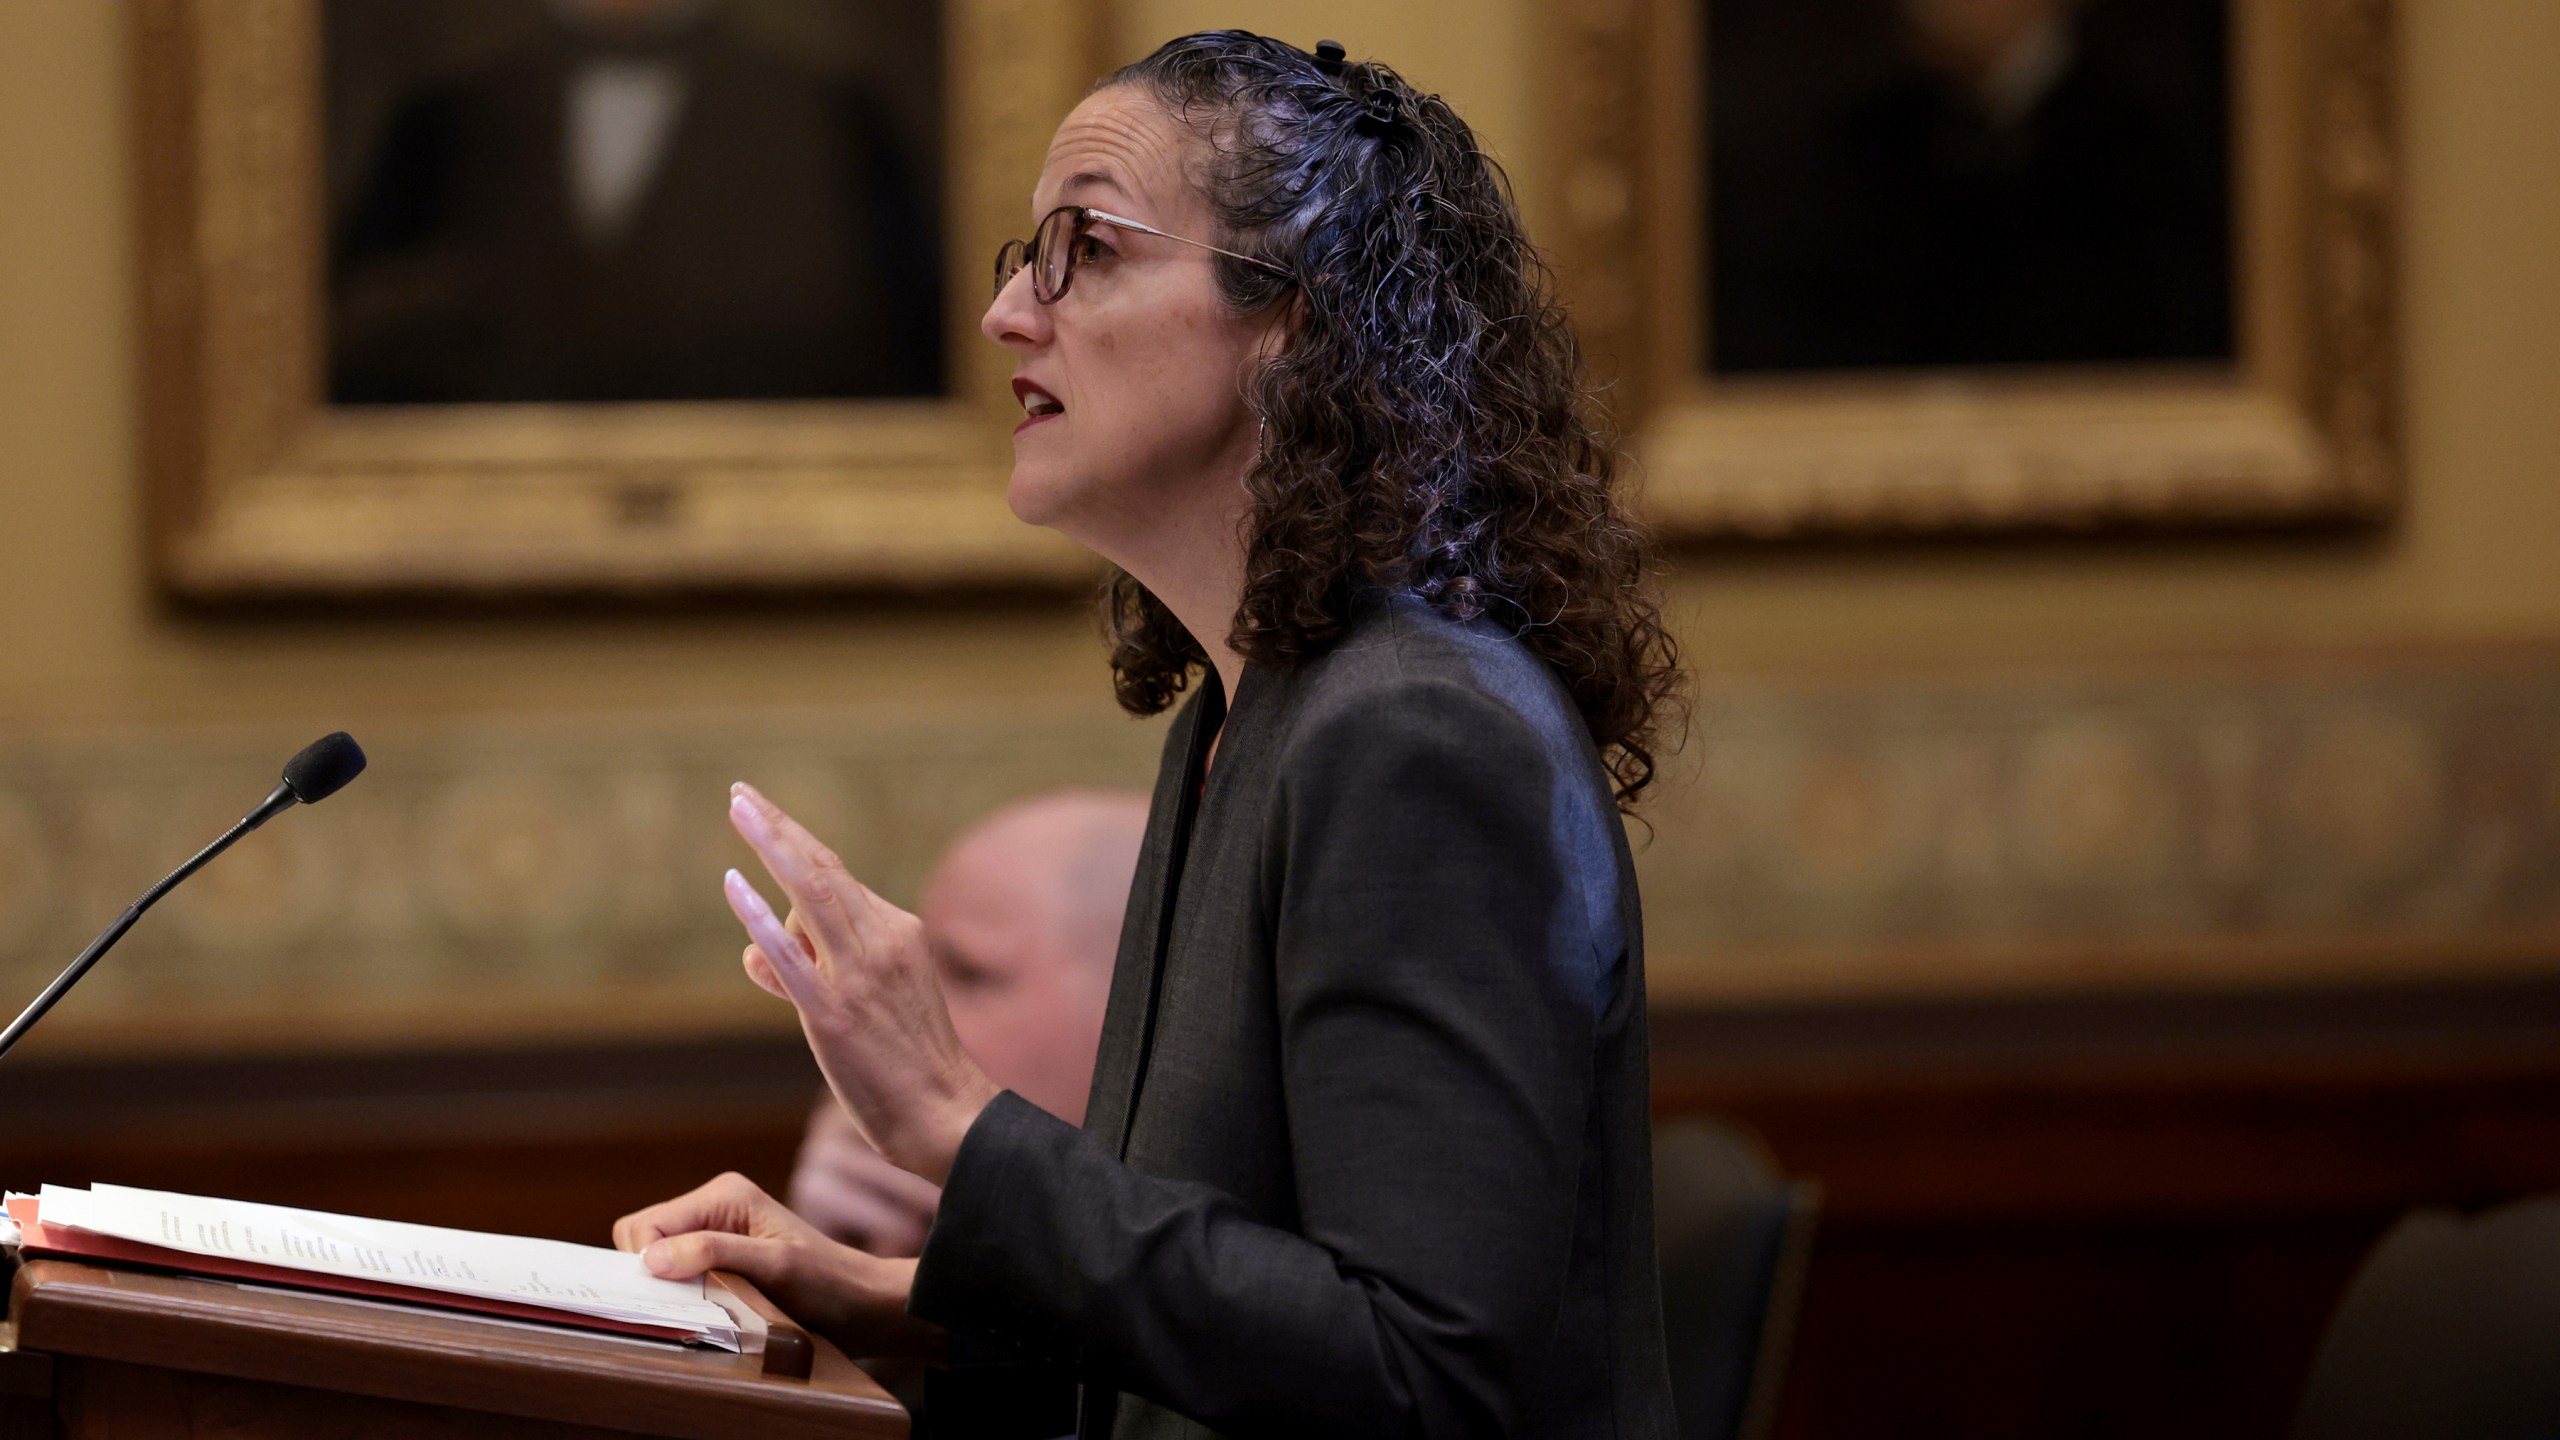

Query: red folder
6,1196,699,1344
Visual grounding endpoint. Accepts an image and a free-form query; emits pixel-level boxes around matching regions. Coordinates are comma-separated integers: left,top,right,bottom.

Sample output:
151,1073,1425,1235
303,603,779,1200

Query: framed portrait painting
133,0,1106,598
1545,0,2399,537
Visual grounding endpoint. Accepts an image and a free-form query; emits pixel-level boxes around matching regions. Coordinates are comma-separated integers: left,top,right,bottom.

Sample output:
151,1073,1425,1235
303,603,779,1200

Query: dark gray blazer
911,595,1676,1439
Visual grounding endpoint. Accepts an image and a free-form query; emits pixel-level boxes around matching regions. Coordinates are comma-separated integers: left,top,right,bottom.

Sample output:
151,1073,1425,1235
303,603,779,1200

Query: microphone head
280,732,367,805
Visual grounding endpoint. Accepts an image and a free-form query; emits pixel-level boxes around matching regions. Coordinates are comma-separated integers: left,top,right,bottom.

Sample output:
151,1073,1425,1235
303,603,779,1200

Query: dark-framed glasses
993,204,1294,304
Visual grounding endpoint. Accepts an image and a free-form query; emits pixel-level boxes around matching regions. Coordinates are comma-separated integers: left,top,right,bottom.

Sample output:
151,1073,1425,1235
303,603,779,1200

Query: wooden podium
0,1259,909,1437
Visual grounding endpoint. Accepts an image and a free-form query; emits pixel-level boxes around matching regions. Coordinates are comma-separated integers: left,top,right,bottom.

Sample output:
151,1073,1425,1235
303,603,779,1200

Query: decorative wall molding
1638,648,2560,999
1,647,2554,1054
0,708,1168,1056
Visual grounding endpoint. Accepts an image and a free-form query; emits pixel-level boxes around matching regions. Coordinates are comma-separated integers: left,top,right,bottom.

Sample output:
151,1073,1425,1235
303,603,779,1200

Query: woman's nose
981,268,1050,349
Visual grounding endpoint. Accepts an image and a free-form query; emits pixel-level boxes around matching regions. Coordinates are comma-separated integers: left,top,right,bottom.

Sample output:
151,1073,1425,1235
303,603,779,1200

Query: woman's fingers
615,1197,693,1253
641,1228,784,1282
726,869,818,1005
612,1171,780,1254
728,786,865,948
741,943,791,1001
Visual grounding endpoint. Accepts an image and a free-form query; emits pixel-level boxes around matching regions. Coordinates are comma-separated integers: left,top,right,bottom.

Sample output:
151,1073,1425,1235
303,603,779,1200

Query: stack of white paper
34,1183,746,1352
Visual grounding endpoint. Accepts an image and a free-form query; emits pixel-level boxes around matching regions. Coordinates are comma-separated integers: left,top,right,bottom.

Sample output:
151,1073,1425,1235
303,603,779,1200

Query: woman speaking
616,32,1685,1438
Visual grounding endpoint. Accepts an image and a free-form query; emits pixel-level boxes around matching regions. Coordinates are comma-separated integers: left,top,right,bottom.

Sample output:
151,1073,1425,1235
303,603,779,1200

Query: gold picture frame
133,0,1105,598
1544,0,2399,537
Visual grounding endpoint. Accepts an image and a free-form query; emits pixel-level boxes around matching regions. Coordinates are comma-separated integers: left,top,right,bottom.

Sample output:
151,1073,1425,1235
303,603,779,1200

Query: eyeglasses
993,204,1294,304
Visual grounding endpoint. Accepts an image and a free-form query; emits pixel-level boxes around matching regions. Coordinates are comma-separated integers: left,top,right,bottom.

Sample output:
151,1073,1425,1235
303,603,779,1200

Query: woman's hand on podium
722,782,1003,1188
614,1171,943,1358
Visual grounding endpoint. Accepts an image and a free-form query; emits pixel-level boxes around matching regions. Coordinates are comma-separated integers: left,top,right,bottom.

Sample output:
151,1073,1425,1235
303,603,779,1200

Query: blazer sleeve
909,676,1608,1438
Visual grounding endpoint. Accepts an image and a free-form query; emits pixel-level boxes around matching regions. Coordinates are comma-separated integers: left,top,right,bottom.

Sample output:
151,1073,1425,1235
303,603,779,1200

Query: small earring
1255,414,1269,462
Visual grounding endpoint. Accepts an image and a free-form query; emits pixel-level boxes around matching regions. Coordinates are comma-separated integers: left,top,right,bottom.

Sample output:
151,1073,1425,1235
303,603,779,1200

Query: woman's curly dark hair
1097,31,1684,808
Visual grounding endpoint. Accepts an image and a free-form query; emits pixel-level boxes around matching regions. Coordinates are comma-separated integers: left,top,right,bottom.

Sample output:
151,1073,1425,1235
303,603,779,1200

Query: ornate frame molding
131,0,1104,598
1544,0,2400,537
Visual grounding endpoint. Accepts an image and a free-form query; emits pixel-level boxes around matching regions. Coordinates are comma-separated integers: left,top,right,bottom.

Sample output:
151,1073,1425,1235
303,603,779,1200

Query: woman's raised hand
612,1171,942,1357
723,782,1002,1187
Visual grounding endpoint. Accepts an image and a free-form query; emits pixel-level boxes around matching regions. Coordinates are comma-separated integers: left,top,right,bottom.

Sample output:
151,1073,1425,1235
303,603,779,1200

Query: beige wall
0,1,2553,1044
5,0,2556,728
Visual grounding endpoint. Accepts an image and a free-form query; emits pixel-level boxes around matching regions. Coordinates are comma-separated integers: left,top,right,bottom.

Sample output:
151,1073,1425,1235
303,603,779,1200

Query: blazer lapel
1080,678,1223,1157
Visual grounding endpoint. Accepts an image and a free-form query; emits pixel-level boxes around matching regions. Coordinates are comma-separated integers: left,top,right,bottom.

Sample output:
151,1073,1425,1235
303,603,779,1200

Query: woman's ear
1254,290,1307,362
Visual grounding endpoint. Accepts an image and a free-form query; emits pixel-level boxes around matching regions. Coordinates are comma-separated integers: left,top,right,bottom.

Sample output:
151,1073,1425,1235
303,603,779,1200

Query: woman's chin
1003,461,1081,529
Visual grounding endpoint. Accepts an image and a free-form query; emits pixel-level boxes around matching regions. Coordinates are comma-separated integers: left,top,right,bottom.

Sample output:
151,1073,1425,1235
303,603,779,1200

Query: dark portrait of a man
1705,0,2235,375
325,0,946,406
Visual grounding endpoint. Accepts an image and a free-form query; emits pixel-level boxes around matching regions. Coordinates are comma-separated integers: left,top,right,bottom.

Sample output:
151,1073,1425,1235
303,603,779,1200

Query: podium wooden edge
705,1270,813,1379
7,1259,907,1438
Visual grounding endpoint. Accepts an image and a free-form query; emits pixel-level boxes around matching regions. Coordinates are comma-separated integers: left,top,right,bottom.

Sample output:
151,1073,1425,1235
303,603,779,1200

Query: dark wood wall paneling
6,976,2560,1439
0,1037,826,1245
1655,977,2560,1440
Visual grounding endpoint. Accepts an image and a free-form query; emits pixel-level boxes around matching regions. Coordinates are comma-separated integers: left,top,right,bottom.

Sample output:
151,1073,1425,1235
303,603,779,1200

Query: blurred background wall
2,1,2557,1436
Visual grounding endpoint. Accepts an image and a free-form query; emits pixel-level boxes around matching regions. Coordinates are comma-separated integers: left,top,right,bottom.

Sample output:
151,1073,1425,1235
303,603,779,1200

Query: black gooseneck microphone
0,732,366,1062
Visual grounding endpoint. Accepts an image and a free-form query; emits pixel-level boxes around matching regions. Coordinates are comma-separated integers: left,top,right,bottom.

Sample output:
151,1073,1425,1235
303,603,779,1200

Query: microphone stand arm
0,783,298,1061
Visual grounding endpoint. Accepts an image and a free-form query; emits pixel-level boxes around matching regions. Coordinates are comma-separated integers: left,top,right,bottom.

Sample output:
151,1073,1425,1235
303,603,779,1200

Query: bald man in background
787,790,1149,1254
